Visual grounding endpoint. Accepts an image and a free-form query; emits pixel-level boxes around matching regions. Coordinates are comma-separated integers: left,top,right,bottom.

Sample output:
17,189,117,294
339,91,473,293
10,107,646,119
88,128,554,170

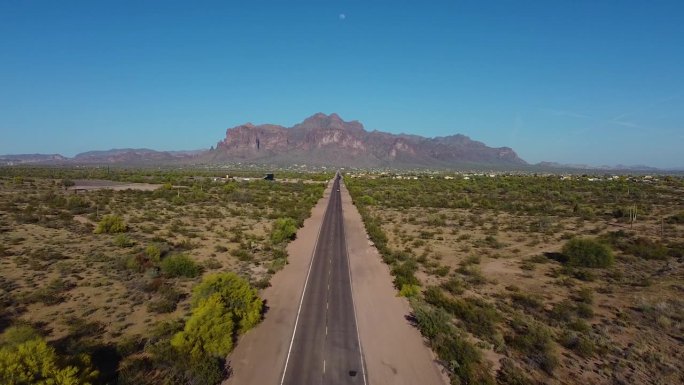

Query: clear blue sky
1,1,682,168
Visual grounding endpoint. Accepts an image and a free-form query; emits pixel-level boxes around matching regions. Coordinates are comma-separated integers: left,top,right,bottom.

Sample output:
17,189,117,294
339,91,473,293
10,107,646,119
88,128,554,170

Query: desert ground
2,168,682,385
0,167,327,384
346,173,683,385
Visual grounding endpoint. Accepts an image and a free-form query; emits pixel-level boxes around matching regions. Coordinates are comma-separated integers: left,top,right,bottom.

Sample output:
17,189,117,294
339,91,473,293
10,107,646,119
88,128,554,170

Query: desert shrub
441,277,465,295
575,302,594,319
213,245,228,253
562,237,614,268
411,301,494,385
507,316,559,374
114,234,134,247
358,195,376,205
456,265,487,285
412,301,452,340
145,244,162,263
154,274,263,385
268,257,287,274
424,287,500,339
434,331,495,385
576,287,594,304
139,320,224,385
148,285,183,313
190,272,263,333
625,237,669,260
559,330,595,358
497,358,534,385
399,284,420,298
0,325,98,384
549,300,575,323
391,259,419,289
510,292,544,311
171,294,234,358
94,214,127,234
665,211,684,224
161,254,201,278
231,248,253,262
19,278,73,305
270,217,297,244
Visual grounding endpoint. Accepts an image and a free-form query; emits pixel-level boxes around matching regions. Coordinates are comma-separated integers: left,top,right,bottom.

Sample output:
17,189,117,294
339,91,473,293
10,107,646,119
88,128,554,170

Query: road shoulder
340,181,449,385
223,179,334,385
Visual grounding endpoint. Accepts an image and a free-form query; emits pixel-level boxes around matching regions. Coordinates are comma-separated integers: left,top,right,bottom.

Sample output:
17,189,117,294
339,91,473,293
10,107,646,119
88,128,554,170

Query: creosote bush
562,237,614,268
161,254,201,278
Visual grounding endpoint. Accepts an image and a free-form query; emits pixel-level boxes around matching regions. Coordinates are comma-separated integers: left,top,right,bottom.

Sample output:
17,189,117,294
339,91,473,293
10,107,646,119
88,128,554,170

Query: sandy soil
68,179,162,191
223,179,334,384
340,181,449,385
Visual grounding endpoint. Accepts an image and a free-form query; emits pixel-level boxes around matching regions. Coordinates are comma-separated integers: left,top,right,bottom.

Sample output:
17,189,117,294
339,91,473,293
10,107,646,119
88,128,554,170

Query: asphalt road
281,175,366,385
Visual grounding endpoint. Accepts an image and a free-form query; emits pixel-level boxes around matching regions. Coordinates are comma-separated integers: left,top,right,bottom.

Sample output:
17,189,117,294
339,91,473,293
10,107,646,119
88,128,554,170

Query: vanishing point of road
280,174,366,385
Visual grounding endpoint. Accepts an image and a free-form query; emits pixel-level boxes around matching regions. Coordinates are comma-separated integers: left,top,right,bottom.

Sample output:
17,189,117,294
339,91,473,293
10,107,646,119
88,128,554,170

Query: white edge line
279,178,333,385
340,178,368,385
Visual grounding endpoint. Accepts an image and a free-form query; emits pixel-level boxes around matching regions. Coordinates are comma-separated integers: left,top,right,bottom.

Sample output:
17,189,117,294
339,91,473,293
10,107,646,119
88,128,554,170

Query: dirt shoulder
223,179,334,385
340,181,448,385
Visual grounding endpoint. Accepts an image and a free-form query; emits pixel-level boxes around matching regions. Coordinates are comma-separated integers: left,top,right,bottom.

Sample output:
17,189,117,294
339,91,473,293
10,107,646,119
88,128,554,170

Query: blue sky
1,1,682,168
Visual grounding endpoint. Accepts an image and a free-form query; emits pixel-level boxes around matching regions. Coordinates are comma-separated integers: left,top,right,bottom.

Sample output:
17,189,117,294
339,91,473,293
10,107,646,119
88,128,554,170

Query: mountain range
1,113,526,168
206,113,525,167
2,113,671,171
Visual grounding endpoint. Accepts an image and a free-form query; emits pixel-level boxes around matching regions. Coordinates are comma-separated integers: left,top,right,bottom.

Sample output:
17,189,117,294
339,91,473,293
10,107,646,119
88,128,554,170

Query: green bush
171,294,235,358
114,234,134,248
148,285,183,313
391,259,419,289
399,284,420,298
411,301,494,385
562,237,614,268
559,330,595,358
424,286,501,340
191,272,263,333
270,217,298,244
507,316,559,374
497,358,534,385
145,244,162,263
0,325,98,385
412,301,453,340
161,254,201,278
94,214,127,234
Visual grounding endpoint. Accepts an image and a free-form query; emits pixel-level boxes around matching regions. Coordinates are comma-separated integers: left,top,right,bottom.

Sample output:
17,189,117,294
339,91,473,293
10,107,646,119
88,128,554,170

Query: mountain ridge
4,113,670,170
207,113,526,167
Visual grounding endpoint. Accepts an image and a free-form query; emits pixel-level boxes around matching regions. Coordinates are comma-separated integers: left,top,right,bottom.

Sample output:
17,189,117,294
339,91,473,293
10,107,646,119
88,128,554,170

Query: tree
0,326,97,385
171,294,234,359
191,273,263,333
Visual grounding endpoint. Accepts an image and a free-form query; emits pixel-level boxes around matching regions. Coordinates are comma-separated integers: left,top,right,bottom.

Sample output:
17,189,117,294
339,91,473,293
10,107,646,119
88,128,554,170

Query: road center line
279,179,332,385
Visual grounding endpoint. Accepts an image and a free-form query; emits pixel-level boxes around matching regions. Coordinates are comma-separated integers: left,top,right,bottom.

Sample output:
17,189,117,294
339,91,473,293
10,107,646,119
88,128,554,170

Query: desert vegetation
347,173,684,385
0,166,328,384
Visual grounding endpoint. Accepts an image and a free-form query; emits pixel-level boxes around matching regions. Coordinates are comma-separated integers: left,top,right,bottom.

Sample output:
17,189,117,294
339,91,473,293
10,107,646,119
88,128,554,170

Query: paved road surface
281,174,366,385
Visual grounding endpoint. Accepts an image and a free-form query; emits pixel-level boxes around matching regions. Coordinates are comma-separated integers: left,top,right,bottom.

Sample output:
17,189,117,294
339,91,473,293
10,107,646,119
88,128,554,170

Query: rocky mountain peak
208,114,526,167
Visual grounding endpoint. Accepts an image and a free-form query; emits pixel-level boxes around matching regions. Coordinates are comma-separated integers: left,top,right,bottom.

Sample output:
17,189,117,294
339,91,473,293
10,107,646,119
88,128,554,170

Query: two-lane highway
281,174,366,385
